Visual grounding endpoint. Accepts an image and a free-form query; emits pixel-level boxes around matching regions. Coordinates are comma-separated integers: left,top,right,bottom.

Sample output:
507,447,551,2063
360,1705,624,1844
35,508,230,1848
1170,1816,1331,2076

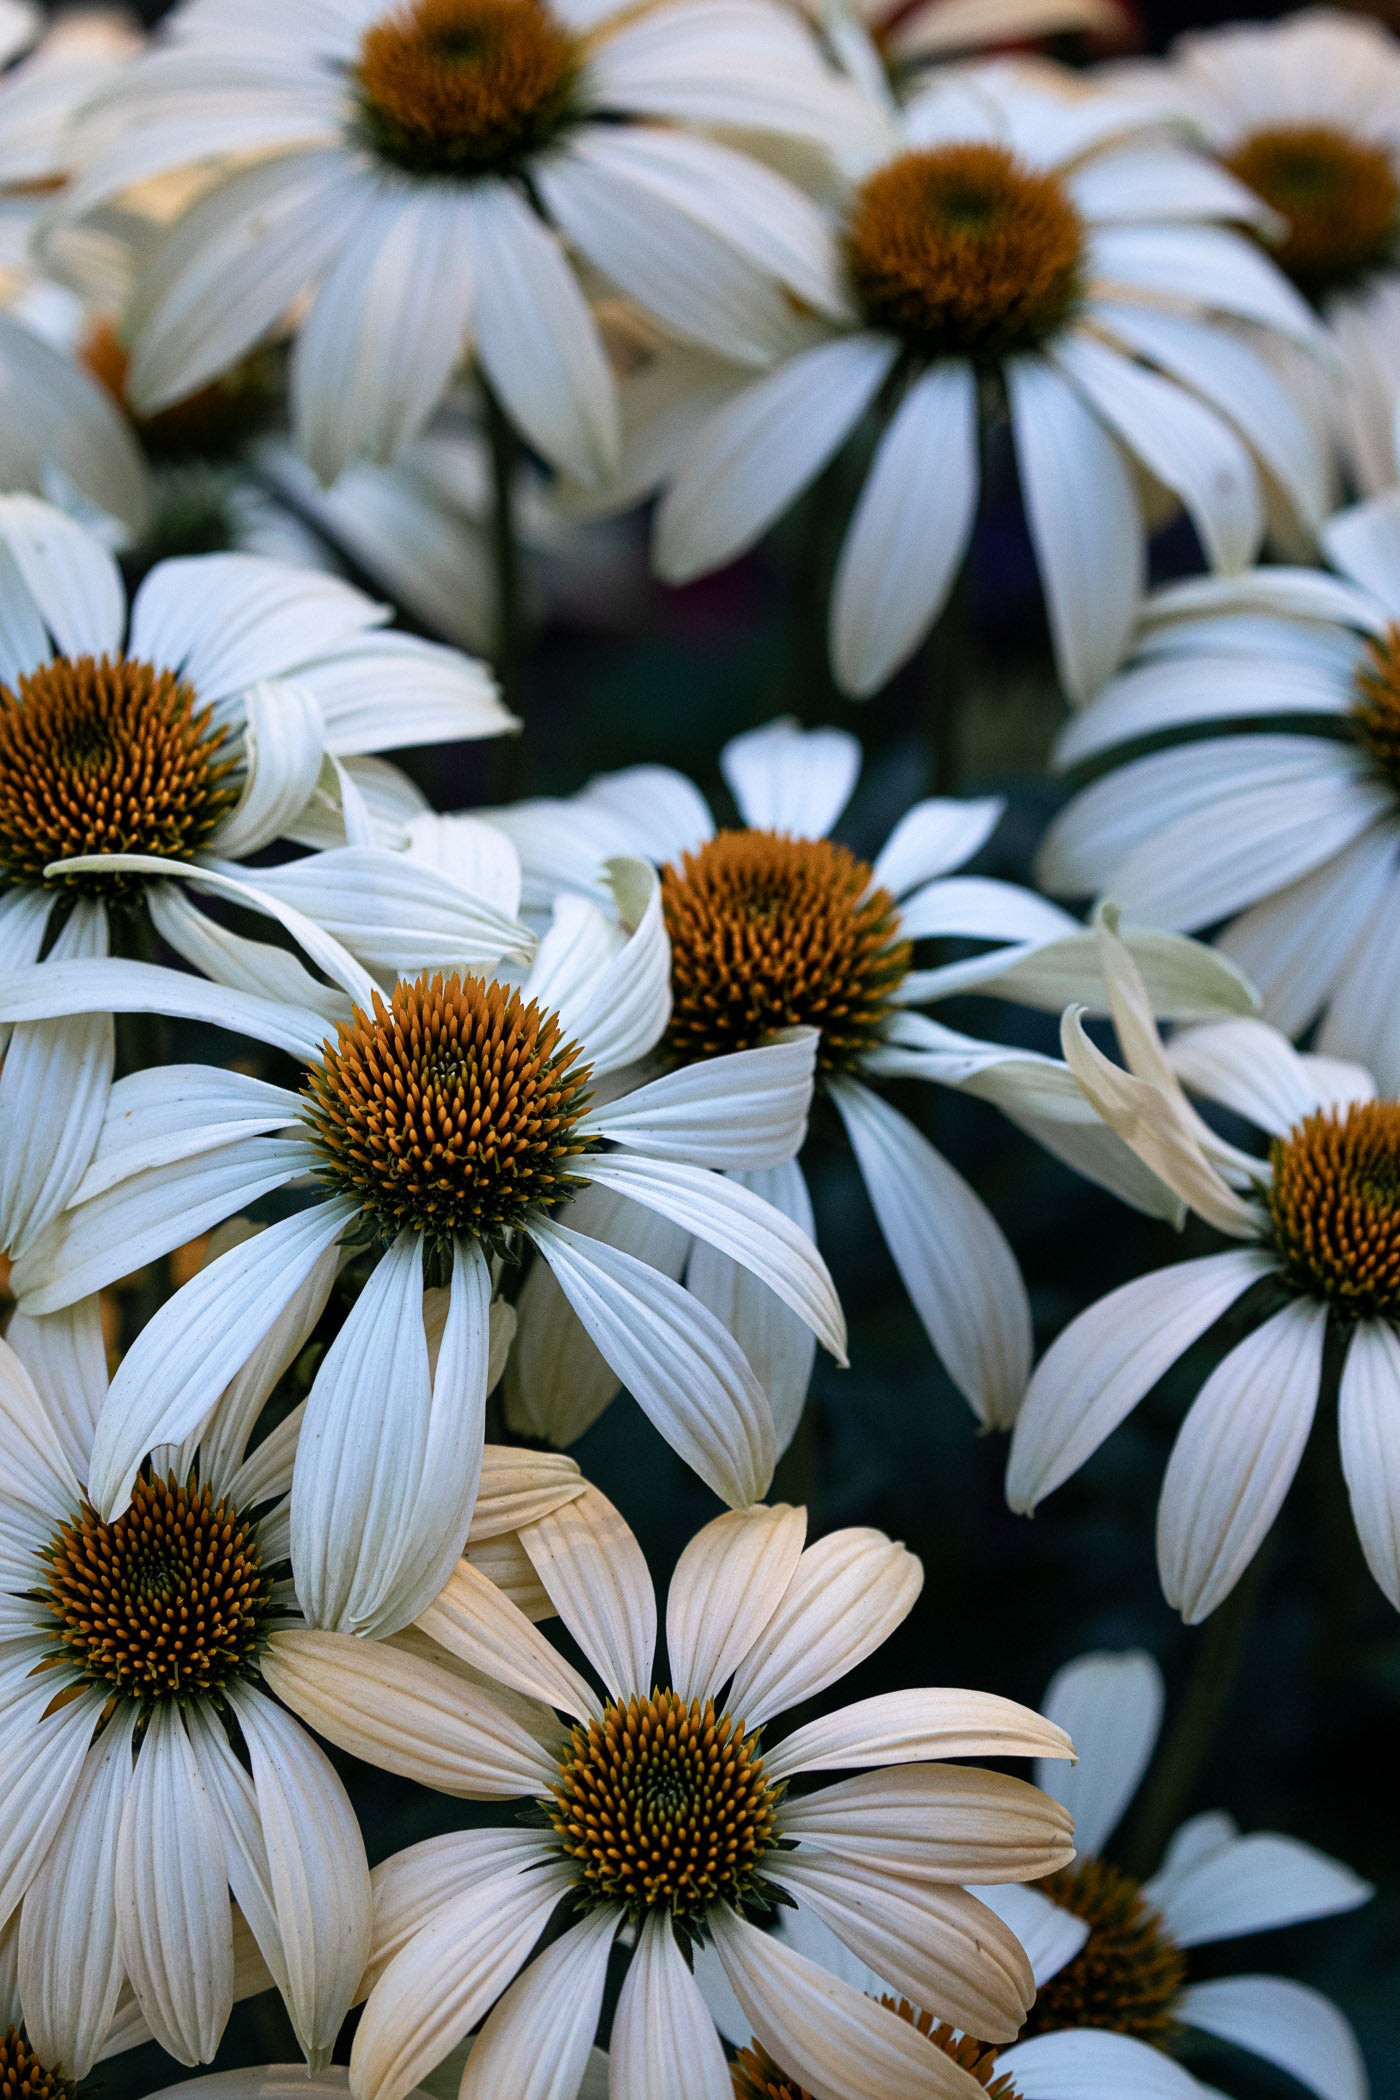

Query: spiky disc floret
303,971,596,1250
662,830,910,1075
1268,1100,1400,1320
37,1472,274,1704
0,654,238,893
1019,1858,1185,2042
0,2028,79,2100
547,1689,782,1925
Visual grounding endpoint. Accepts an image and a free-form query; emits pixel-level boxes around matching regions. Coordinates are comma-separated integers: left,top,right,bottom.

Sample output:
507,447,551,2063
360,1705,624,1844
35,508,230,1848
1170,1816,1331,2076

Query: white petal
579,1032,817,1170
968,1883,1088,1991
88,1198,357,1519
726,1527,922,1728
1158,1297,1327,1624
0,315,150,540
261,1628,560,1798
1036,1649,1163,1857
289,633,505,758
1178,1975,1368,2100
224,1684,372,2070
459,1906,616,2100
872,797,1005,896
764,1687,1073,1783
362,1828,559,1999
417,1556,601,1722
1053,333,1261,575
999,2029,1212,2099
610,1910,732,2100
460,179,617,484
720,717,862,838
576,762,713,865
116,1706,235,2066
579,1152,845,1360
686,1161,817,1456
208,1242,341,1498
351,1860,575,2100
0,1325,84,1530
832,362,979,698
0,494,124,658
18,1708,136,2080
1007,1251,1275,1513
1322,487,1400,617
0,1685,106,1927
516,1484,655,1703
778,1761,1075,1882
665,1502,807,1705
1146,1827,1372,1947
831,1080,1029,1429
470,1447,586,1541
0,954,332,1065
1089,223,1318,344
709,1903,989,2099
5,1296,107,1482
0,897,112,1256
293,184,475,484
1006,353,1142,704
209,680,326,862
526,1216,775,1508
1167,1018,1361,1137
655,335,897,583
552,859,670,1075
1339,1321,1400,1610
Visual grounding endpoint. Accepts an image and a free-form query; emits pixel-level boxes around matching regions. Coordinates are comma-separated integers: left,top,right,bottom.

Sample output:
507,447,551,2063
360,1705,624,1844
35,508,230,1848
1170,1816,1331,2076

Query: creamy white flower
653,60,1322,703
0,492,513,1262
1122,9,1400,504
1039,490,1400,1094
836,0,1124,76
264,1490,1077,2100
473,716,1253,1449
1008,909,1400,1623
0,10,151,532
63,0,868,487
0,859,843,1628
1024,1649,1372,2100
0,1290,374,2073
695,1888,1220,2100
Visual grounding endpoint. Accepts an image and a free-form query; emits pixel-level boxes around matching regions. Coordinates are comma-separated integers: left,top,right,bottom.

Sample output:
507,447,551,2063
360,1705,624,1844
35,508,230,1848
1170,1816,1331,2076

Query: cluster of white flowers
0,0,1386,2096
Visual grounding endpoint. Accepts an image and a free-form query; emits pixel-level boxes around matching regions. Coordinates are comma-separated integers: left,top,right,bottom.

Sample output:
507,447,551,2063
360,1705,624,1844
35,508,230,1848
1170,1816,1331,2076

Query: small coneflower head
356,0,580,176
846,143,1085,360
661,830,910,1075
1268,1100,1400,1320
0,2028,79,2100
0,655,238,893
1018,1857,1185,2043
1225,123,1399,299
303,972,596,1252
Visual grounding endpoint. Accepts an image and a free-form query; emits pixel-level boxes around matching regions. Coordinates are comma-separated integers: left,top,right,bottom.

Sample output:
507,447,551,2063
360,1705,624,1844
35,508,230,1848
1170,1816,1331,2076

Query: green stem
924,574,970,796
482,376,526,743
1118,1545,1270,1881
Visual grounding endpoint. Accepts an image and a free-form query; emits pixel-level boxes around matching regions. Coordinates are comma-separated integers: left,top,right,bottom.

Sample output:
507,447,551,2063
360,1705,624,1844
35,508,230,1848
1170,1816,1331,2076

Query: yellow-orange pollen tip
0,2027,79,2100
1269,1099,1400,1321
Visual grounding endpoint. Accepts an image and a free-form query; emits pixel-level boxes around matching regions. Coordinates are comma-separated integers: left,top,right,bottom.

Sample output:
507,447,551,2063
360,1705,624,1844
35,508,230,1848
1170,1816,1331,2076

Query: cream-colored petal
764,1688,1074,1783
469,1447,586,1542
415,1558,601,1723
363,1829,559,2001
260,1630,559,1799
777,1764,1076,1883
726,1530,923,1728
517,1486,656,1703
609,1910,733,2100
665,1503,806,1706
458,1906,617,2099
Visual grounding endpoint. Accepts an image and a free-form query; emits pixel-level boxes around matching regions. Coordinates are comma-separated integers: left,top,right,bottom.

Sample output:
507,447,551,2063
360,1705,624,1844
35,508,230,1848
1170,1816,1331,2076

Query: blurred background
28,0,1400,2094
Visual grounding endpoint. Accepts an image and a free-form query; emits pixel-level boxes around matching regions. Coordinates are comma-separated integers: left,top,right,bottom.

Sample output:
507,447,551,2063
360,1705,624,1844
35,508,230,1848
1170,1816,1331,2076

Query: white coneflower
1131,8,1400,502
654,60,1323,702
0,865,843,1631
1038,489,1400,1094
1021,1650,1371,2097
63,0,868,487
1009,909,1400,1623
0,493,514,1263
265,1490,1077,2100
479,716,1252,1449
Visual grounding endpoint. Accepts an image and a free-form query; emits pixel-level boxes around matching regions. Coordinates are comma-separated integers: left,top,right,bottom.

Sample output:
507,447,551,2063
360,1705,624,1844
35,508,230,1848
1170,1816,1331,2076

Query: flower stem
1118,1543,1270,1880
482,375,526,737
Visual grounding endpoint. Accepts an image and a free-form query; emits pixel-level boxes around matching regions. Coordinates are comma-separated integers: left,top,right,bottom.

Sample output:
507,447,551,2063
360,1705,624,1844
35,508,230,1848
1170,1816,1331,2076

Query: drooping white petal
526,1216,775,1508
18,1708,136,2081
0,1328,84,1532
1035,1648,1164,1857
458,1905,617,2100
832,361,979,699
5,1295,108,1482
0,895,112,1256
764,1688,1073,1783
0,953,334,1067
116,1706,235,2066
1007,1251,1276,1513
1145,1824,1372,1947
1006,353,1142,704
208,679,326,863
362,1829,559,1999
1158,1297,1327,1624
88,1197,357,1520
726,1528,922,1728
665,1502,806,1706
709,1903,989,2098
720,717,862,840
610,1910,733,2100
1178,1975,1368,2100
0,495,124,658
968,1883,1089,1991
1338,1321,1400,1610
997,2028,1214,2099
352,1857,575,2100
686,1161,817,1456
1167,1018,1367,1137
207,1240,342,1498
516,1484,655,1704
578,1032,817,1170
872,797,1005,897
0,1684,106,1927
